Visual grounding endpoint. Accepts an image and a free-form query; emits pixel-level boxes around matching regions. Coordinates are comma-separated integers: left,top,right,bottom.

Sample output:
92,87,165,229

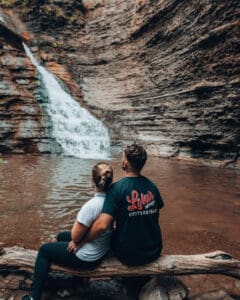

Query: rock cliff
0,0,239,166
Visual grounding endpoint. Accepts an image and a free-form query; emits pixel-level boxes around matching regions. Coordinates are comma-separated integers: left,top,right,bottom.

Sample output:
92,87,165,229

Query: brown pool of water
0,154,239,296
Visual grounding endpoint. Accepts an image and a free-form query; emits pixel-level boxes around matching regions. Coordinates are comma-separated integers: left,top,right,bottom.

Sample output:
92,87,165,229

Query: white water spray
23,44,110,159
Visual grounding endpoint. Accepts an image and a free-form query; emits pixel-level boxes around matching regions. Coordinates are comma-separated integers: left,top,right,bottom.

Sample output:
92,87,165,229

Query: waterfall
23,44,111,159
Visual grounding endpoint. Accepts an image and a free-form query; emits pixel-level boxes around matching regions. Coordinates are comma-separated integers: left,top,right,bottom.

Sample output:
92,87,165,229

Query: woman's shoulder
81,194,101,208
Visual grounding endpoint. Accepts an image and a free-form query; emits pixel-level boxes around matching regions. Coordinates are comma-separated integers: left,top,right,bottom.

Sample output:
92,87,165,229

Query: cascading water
23,43,111,159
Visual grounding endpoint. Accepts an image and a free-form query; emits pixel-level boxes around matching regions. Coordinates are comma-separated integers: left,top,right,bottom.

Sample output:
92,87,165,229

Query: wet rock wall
0,0,239,166
0,11,44,153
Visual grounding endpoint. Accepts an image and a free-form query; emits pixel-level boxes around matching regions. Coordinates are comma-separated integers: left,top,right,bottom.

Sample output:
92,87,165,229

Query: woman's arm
67,221,89,253
71,220,88,242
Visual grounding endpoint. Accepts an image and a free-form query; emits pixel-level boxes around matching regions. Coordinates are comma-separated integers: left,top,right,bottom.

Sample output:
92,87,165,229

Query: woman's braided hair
92,162,113,191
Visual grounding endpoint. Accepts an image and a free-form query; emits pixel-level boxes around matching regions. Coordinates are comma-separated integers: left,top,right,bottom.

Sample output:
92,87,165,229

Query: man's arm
77,213,113,248
71,220,88,242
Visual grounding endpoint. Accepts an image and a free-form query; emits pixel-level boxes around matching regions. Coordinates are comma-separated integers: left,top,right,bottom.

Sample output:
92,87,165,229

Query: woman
22,162,113,300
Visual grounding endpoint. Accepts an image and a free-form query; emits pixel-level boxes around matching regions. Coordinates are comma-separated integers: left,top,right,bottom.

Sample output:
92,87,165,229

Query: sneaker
22,295,34,300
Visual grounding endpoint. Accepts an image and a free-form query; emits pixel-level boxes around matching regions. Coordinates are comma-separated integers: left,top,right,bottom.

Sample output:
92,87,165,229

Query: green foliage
70,14,78,24
16,0,32,14
15,0,31,5
53,40,64,48
0,0,31,13
0,0,17,6
0,0,81,26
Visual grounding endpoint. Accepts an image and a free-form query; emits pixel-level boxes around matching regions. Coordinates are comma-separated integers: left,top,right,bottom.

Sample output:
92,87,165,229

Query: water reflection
0,155,101,248
39,157,97,242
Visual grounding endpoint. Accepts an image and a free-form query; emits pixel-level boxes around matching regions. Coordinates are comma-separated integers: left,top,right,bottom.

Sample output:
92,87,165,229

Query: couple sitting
23,144,164,300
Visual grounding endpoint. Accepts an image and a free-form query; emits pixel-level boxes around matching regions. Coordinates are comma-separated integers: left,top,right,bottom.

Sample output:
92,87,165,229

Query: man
79,143,164,266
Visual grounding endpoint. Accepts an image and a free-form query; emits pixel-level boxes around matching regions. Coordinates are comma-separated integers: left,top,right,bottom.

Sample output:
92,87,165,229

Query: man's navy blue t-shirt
102,176,164,266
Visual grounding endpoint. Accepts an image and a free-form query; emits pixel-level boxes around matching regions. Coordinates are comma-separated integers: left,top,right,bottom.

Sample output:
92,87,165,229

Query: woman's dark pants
32,231,101,300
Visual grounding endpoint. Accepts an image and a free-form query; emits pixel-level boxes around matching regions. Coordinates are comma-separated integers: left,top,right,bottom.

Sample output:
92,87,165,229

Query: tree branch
0,247,239,279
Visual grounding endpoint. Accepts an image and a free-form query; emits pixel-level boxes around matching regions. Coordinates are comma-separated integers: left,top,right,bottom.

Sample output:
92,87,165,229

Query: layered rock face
0,9,64,153
0,0,239,165
0,11,41,153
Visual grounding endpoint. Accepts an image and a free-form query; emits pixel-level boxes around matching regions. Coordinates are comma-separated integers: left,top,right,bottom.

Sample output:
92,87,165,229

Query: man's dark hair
124,144,147,172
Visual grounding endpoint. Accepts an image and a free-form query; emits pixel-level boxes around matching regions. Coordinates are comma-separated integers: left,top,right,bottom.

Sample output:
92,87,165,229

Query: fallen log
0,246,240,279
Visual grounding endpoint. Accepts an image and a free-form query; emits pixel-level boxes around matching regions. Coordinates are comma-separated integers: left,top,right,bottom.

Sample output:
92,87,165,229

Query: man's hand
67,240,83,253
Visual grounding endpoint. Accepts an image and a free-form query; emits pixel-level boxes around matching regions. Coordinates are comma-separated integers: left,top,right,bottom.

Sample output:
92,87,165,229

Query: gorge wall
0,0,239,166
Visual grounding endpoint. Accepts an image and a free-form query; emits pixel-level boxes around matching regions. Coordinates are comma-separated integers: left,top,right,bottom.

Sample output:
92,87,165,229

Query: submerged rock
139,276,188,300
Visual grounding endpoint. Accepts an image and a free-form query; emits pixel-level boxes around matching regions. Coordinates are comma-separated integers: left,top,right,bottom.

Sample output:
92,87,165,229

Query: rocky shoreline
1,272,239,300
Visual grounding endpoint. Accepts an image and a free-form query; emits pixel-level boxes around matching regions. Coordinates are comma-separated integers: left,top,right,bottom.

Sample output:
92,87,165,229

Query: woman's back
75,192,112,261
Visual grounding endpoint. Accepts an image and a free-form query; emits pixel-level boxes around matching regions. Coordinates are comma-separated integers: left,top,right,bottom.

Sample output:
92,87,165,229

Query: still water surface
0,154,239,258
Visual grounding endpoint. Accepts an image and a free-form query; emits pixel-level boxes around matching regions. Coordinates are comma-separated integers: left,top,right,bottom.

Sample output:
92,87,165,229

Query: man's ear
122,161,128,171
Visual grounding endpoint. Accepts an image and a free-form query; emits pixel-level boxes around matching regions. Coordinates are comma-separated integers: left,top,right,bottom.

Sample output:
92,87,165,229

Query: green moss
53,40,64,48
70,14,78,24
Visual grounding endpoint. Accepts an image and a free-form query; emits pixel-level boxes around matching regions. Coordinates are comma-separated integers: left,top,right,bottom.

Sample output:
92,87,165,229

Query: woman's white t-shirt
75,192,112,262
